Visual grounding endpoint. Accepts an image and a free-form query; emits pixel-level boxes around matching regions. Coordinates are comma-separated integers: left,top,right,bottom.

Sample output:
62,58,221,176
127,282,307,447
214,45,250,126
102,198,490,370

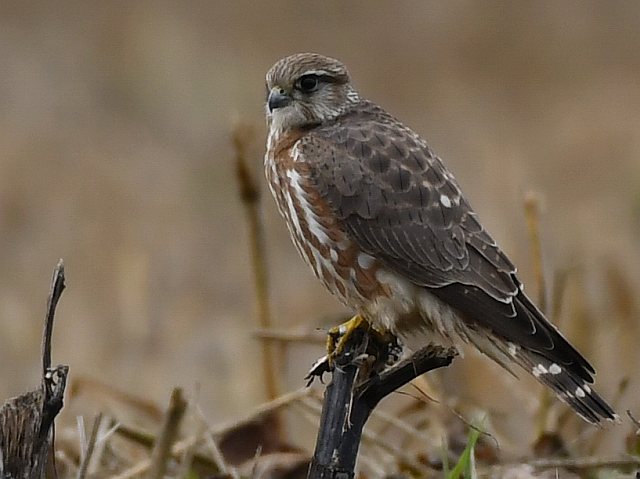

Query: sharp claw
305,355,331,386
304,316,402,387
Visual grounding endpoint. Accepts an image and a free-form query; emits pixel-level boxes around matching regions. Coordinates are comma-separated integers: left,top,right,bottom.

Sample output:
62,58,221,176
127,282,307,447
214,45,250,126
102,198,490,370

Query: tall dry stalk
233,123,280,402
523,193,553,435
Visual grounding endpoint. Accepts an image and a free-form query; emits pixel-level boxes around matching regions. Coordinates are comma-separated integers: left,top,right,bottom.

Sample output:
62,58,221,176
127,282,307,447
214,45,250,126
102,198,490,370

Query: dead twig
253,328,325,344
42,260,66,373
524,193,555,437
148,388,187,479
192,401,233,476
523,192,547,312
76,413,102,479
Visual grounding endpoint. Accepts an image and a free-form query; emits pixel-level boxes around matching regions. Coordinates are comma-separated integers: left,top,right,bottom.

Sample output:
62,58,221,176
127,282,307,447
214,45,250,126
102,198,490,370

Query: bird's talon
305,354,332,386
326,314,369,365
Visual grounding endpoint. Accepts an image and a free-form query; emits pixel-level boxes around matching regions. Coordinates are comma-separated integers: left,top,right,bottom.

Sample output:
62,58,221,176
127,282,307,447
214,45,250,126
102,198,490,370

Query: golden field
0,1,639,476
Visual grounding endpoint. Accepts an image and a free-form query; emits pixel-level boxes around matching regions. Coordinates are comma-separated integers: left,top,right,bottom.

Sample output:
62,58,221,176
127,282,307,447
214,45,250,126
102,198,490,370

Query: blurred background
1,0,639,466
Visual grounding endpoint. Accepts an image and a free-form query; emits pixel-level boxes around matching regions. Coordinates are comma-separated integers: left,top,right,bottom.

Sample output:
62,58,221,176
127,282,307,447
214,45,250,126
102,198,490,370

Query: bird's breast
265,134,388,308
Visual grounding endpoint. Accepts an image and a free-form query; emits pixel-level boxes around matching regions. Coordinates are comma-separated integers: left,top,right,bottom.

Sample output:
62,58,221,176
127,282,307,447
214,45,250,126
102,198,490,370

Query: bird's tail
466,328,618,425
432,280,618,424
511,347,618,424
508,293,619,425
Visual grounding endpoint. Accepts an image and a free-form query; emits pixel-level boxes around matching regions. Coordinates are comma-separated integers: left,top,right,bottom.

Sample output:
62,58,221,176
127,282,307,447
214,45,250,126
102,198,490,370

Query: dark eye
296,74,319,93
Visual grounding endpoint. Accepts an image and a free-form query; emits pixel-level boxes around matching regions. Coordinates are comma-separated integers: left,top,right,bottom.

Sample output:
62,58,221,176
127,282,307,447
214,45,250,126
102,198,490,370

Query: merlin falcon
263,52,616,424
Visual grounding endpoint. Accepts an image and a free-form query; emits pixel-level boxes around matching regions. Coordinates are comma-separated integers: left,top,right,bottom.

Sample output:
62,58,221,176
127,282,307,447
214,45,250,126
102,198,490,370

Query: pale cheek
312,92,339,121
269,107,304,131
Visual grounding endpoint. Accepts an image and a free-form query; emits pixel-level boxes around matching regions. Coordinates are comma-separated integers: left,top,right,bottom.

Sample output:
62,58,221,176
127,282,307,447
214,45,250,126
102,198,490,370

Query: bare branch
308,329,456,479
42,259,66,373
76,413,103,479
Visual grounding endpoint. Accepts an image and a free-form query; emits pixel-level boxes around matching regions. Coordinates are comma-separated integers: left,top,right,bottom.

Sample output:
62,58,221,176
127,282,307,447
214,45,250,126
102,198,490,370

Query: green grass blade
446,426,481,479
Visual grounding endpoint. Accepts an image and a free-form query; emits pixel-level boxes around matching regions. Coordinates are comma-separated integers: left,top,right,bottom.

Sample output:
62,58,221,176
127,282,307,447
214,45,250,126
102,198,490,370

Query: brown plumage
264,52,617,424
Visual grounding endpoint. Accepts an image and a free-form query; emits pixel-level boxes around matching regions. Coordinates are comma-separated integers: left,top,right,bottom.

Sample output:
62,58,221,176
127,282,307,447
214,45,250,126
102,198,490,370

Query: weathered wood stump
0,261,68,479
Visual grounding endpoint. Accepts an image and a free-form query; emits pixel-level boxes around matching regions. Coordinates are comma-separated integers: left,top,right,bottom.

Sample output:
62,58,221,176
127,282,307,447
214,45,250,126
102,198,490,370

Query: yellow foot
326,315,394,366
327,314,367,363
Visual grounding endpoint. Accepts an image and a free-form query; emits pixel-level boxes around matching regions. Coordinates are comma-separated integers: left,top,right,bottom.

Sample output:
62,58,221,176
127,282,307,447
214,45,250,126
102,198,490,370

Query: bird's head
265,53,359,133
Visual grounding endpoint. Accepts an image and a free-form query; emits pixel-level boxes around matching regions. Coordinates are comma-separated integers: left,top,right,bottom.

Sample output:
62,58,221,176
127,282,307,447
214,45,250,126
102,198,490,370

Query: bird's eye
296,74,320,93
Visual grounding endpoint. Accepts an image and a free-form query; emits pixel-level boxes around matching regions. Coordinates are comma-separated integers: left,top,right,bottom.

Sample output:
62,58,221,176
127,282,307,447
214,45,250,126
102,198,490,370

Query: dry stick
523,192,547,313
90,418,120,471
292,399,390,478
174,407,229,479
76,413,102,479
304,388,441,476
40,260,69,442
550,268,572,324
308,333,456,479
233,124,280,403
176,434,202,478
192,402,233,476
75,416,88,464
253,328,325,345
148,388,187,479
298,396,426,474
42,260,66,373
524,193,554,435
113,423,156,448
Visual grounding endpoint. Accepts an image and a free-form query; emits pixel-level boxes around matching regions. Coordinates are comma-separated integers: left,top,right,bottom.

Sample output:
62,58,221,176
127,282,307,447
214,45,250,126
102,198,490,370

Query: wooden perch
0,260,69,478
307,328,456,479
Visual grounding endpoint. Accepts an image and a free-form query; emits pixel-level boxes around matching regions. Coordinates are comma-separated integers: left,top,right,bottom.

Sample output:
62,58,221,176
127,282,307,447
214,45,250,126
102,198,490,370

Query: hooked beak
268,88,292,112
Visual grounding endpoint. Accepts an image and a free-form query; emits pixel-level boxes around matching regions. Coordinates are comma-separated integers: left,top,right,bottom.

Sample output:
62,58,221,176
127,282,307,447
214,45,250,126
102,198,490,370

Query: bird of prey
263,52,616,424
